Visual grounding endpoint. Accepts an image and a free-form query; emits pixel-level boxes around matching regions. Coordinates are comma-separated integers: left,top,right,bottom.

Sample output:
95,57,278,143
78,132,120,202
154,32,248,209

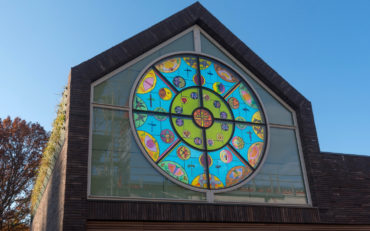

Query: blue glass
155,56,198,91
200,58,239,97
200,33,294,126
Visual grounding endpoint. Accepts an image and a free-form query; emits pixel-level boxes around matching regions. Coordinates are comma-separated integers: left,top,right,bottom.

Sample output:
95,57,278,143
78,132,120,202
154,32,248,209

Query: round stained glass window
130,54,268,192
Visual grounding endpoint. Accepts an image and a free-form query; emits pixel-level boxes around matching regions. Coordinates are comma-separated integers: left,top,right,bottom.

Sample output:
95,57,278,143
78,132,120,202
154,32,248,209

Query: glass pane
201,88,233,120
155,56,198,91
224,83,264,123
133,112,177,162
214,128,307,204
199,57,239,98
200,33,293,125
229,123,265,168
158,140,208,189
133,68,176,113
130,54,268,192
207,146,252,189
93,32,194,107
91,107,206,201
170,116,204,151
205,120,234,151
170,88,201,116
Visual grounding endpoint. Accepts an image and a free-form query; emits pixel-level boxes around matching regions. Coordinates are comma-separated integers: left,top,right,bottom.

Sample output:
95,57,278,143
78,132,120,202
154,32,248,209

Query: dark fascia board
71,2,309,111
321,151,370,158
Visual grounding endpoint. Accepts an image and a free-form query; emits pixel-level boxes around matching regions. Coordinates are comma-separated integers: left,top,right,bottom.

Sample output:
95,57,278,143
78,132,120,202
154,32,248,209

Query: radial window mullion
195,56,211,189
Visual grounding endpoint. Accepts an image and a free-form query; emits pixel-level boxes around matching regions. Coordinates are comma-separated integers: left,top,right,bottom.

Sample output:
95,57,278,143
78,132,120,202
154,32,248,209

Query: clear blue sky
1,0,369,156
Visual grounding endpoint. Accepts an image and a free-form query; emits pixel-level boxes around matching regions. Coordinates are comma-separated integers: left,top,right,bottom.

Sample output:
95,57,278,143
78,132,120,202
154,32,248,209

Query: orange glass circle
193,108,213,128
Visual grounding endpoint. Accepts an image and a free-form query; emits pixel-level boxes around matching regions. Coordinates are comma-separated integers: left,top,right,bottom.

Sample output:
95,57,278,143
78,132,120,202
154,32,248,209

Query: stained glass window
130,54,268,192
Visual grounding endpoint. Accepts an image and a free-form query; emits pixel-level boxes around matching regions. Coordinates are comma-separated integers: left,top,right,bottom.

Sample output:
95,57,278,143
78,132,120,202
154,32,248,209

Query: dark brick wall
31,143,67,231
313,152,370,224
63,70,89,230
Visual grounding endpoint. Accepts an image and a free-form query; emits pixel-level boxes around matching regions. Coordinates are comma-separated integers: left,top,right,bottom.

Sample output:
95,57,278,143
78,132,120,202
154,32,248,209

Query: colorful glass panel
131,54,267,191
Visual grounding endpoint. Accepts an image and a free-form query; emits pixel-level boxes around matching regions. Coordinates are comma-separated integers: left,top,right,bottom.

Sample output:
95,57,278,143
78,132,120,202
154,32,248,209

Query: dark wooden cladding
311,152,370,224
87,201,319,223
86,221,370,231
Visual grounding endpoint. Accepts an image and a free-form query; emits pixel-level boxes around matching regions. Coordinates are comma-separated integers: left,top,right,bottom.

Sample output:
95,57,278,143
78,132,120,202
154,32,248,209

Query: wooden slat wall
87,201,320,223
87,221,370,231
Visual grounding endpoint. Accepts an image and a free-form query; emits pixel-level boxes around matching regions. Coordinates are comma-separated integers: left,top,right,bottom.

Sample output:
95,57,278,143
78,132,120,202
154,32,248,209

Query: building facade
31,3,370,230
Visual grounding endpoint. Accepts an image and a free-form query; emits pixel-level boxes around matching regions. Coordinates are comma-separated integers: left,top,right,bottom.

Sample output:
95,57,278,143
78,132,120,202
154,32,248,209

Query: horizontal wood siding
87,221,370,231
87,200,320,223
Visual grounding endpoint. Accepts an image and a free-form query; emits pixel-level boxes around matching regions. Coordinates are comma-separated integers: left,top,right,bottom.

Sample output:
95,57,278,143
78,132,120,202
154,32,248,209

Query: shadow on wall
32,142,66,231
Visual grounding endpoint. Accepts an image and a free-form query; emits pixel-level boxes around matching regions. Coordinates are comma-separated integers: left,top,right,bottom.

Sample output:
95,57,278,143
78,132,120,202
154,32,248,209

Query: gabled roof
71,2,311,111
69,2,321,180
69,0,321,201
65,2,325,225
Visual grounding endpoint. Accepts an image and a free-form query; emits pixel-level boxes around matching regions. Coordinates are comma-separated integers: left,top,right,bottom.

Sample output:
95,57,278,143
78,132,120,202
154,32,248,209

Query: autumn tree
0,117,48,230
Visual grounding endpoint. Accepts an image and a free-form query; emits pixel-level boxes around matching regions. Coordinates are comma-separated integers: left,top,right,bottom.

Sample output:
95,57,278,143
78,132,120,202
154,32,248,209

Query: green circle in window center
170,87,234,151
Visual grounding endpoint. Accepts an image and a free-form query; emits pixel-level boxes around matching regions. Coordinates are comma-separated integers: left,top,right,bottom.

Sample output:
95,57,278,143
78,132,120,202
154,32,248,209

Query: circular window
130,54,267,192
